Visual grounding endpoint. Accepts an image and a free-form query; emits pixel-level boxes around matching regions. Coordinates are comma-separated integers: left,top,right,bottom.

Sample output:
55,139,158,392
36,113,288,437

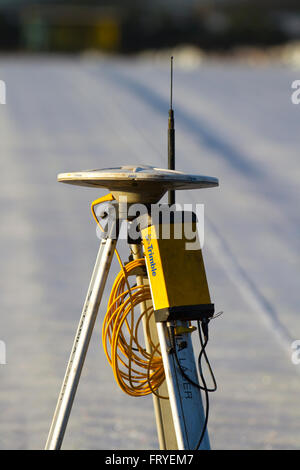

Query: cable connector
167,324,176,354
200,318,210,341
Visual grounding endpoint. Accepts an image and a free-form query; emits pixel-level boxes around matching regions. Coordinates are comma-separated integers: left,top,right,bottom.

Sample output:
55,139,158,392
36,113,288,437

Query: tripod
45,165,218,450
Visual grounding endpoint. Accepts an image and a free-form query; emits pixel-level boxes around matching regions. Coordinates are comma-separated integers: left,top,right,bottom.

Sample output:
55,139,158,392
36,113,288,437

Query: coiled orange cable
91,195,166,398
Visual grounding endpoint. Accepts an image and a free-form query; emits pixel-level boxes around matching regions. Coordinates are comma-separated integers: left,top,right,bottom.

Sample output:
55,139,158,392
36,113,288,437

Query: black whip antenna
168,56,175,206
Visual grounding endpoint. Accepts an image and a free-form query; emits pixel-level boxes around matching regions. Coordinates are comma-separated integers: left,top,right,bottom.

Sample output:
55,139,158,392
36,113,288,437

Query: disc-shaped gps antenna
58,165,219,204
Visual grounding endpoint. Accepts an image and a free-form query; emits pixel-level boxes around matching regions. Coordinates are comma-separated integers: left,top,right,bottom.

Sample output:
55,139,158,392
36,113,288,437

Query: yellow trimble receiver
140,210,214,323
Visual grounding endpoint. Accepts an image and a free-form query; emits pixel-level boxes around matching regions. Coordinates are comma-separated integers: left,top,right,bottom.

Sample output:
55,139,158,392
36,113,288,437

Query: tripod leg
156,321,210,450
130,244,177,450
45,220,118,450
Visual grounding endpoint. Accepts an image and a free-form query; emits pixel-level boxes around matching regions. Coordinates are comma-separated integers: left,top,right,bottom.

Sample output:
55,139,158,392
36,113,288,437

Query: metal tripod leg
45,219,118,450
156,321,210,450
130,244,177,450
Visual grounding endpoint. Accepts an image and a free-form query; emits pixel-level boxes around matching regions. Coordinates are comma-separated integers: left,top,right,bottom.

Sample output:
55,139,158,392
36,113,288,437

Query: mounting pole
168,56,175,206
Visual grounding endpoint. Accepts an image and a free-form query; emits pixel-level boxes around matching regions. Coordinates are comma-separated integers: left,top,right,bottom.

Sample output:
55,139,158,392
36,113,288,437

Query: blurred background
0,0,300,452
0,0,300,58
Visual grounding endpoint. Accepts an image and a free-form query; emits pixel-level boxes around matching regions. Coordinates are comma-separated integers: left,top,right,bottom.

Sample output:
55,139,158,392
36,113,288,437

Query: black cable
167,319,217,449
194,321,210,449
168,322,216,393
198,320,217,393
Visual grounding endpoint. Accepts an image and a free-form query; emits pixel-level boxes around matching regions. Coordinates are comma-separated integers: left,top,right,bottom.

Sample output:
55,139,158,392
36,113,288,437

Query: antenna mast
168,56,175,206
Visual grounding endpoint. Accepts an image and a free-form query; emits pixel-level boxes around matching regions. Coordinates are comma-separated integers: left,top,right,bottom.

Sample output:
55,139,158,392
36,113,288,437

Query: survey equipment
45,60,219,451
